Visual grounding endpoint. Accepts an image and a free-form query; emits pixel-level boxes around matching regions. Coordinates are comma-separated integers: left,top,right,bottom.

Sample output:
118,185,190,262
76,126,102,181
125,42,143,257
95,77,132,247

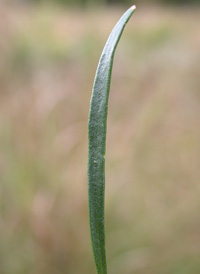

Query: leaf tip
131,5,136,11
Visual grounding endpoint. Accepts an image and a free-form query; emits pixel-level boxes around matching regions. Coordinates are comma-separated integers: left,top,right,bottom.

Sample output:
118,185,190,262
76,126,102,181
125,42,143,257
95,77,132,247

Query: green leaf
88,5,136,274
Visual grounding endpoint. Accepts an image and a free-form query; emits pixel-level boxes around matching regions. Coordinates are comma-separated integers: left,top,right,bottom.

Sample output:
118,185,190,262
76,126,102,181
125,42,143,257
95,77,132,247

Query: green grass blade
88,5,136,274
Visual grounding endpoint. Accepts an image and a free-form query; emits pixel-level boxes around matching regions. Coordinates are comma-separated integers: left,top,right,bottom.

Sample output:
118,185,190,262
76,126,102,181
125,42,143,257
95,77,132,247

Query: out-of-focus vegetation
11,0,200,6
1,1,200,274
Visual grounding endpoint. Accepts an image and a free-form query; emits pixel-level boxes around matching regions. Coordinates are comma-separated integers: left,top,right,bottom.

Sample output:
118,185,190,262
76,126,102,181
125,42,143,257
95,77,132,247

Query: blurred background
0,0,200,273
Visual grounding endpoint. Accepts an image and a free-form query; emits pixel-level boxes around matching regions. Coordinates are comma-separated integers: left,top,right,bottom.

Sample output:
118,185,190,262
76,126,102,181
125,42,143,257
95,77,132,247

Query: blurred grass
0,2,200,274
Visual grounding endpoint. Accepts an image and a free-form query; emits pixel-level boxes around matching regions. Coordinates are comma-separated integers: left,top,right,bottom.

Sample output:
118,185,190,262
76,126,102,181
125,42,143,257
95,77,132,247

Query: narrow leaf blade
88,6,136,274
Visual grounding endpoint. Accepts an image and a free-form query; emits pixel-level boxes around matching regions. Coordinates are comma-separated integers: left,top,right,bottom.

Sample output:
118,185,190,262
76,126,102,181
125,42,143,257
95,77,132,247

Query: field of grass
0,2,200,274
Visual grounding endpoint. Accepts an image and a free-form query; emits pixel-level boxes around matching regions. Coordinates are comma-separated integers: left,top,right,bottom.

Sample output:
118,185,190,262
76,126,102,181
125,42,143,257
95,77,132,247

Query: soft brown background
0,1,200,273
